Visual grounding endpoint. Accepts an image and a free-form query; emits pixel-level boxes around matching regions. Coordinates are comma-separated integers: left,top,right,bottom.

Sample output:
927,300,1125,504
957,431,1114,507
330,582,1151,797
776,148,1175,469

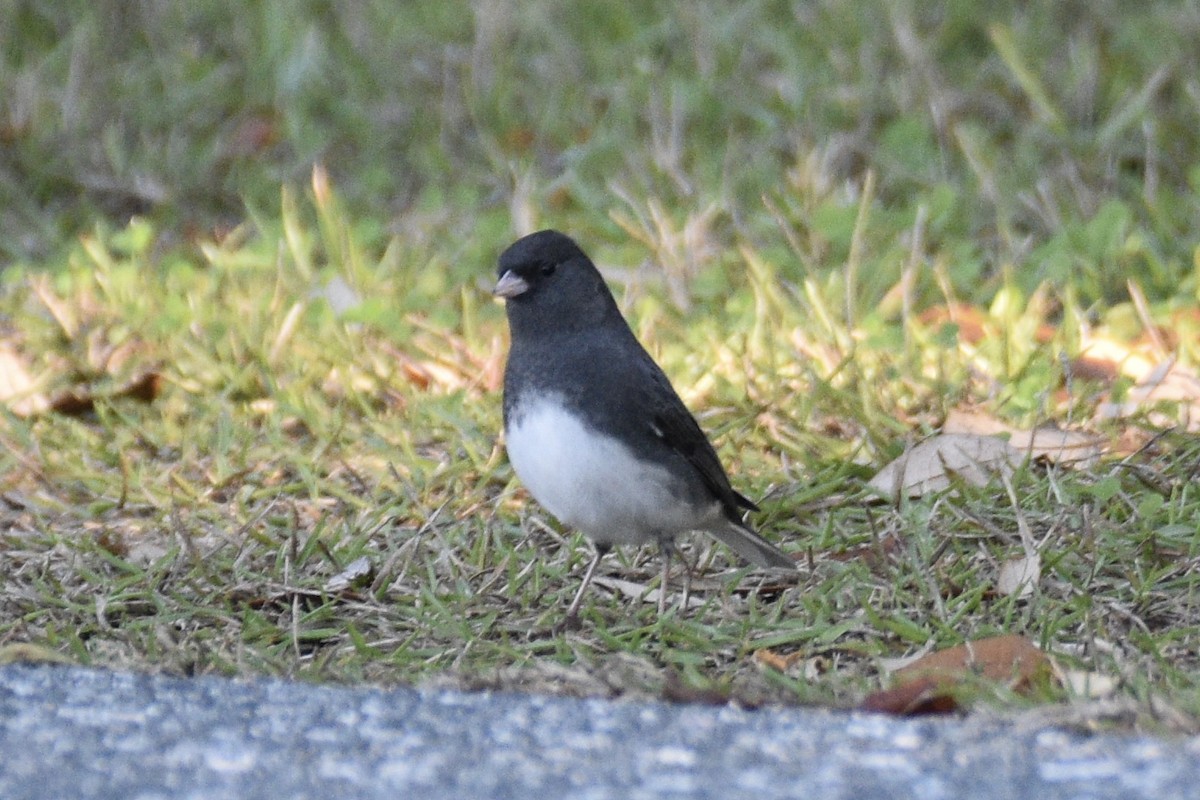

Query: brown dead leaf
753,648,805,672
858,676,961,715
1077,333,1159,381
48,371,162,416
48,389,95,416
753,649,830,682
918,302,1057,348
897,634,1048,686
378,329,505,395
943,409,1103,467
868,433,1022,498
861,635,1052,715
121,371,163,402
917,303,989,345
1066,354,1121,384
396,358,472,392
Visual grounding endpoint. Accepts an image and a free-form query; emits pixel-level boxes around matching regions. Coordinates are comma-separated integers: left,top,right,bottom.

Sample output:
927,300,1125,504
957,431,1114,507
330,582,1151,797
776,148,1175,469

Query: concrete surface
0,664,1196,799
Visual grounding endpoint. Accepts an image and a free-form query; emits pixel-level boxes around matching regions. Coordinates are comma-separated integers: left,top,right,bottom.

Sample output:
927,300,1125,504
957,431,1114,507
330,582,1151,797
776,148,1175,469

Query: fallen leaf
1128,357,1200,403
858,676,960,715
861,634,1052,715
868,433,1022,498
941,409,1017,437
48,371,162,416
48,389,95,416
590,576,707,610
1079,331,1200,431
752,649,830,682
324,555,375,593
996,552,1041,598
917,303,989,345
1055,668,1118,699
943,409,1103,467
1077,333,1159,381
0,345,49,416
1010,426,1103,467
1066,355,1121,383
1095,356,1200,430
395,358,471,392
753,648,805,672
378,327,504,395
116,371,162,403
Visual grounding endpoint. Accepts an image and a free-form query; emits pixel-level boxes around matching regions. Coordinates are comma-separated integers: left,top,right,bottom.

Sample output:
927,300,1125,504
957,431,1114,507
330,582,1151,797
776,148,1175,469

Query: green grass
2,0,1200,730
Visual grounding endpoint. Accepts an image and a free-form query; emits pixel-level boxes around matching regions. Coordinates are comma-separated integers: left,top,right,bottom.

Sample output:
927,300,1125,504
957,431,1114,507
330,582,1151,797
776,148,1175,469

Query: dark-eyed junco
494,229,795,624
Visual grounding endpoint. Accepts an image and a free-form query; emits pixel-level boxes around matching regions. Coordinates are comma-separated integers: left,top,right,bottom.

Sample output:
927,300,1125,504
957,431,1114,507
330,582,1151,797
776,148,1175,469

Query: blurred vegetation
3,1,1198,305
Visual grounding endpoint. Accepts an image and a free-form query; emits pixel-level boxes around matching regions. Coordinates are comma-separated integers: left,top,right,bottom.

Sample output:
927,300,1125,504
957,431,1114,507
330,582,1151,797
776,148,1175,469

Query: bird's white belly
505,397,716,544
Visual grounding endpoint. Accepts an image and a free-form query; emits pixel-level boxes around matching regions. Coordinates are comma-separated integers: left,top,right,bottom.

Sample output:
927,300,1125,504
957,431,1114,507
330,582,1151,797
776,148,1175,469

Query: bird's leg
677,544,693,614
657,538,693,616
657,540,672,615
562,542,611,628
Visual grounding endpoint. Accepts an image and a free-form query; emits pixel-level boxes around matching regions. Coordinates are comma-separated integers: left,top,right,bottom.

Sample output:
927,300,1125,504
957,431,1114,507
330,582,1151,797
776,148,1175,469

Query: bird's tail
707,522,795,570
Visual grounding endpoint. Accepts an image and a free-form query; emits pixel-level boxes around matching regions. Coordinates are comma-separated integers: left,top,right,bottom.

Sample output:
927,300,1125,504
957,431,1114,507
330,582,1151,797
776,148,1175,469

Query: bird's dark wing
638,358,759,515
524,325,759,518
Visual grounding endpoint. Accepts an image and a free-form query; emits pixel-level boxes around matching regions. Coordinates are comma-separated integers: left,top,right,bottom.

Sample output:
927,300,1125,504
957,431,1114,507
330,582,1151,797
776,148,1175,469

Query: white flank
505,396,720,544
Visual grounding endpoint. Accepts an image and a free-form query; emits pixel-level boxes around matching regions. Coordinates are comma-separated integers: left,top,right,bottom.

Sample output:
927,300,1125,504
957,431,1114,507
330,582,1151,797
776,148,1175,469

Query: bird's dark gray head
493,230,622,335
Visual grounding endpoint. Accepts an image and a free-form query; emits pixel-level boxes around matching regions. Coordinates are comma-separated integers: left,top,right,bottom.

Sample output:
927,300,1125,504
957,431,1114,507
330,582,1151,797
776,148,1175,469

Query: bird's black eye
540,262,557,277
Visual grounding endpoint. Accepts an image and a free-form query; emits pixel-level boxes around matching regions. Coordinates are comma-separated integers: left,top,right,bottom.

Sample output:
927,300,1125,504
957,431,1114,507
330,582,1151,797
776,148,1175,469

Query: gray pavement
0,663,1196,799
